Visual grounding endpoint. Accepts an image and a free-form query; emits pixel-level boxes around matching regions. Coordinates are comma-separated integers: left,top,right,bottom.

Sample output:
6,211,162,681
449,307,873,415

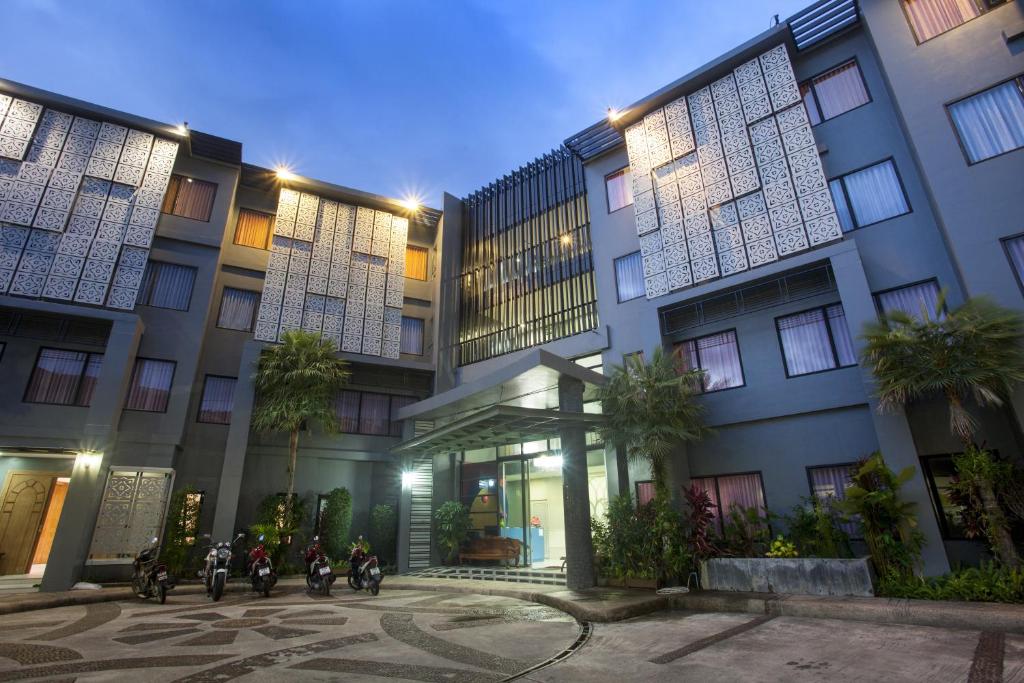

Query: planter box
700,557,875,597
597,576,659,589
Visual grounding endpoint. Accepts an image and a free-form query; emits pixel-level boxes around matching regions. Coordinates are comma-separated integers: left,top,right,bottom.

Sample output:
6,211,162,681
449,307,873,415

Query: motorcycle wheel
320,577,331,596
347,574,359,591
369,578,380,596
263,580,270,598
305,574,313,591
157,583,167,604
212,573,225,602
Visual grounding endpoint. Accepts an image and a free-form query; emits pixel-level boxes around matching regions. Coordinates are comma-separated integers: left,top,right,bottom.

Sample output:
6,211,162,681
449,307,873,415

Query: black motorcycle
132,536,171,604
200,532,244,601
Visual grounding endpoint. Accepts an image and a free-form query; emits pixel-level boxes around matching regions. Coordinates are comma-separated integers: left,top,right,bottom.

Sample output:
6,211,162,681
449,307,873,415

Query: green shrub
784,497,853,558
247,523,281,559
255,493,308,566
161,486,203,577
434,501,471,563
878,563,1024,603
371,504,398,565
766,535,799,558
720,504,771,557
591,495,691,585
320,488,353,561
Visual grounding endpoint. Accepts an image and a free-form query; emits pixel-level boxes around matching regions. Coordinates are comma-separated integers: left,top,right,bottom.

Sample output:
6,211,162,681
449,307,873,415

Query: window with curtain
799,60,870,125
125,358,175,412
901,0,981,42
400,317,425,355
636,481,655,507
405,245,428,281
24,348,103,406
161,174,218,221
614,251,645,302
876,280,943,320
948,78,1024,164
233,208,274,249
829,159,910,231
390,395,417,437
136,261,197,311
335,390,361,433
1004,235,1024,290
216,287,260,332
691,473,766,533
606,168,633,213
808,464,860,537
777,304,857,377
197,375,236,424
359,393,391,435
675,330,744,392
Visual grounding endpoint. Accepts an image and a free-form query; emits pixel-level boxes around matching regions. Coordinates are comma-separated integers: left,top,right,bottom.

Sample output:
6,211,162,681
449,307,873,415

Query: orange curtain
234,208,274,249
405,245,428,280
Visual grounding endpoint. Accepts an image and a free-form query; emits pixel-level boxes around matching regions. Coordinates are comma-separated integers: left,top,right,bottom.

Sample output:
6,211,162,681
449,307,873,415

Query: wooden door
32,480,68,566
0,473,55,575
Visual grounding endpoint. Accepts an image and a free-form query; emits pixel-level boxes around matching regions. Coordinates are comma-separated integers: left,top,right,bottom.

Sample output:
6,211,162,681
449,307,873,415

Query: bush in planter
320,487,353,561
371,504,398,566
878,562,1024,603
247,522,282,560
684,484,720,560
591,494,690,585
784,497,853,559
434,501,471,564
947,446,1020,568
765,535,799,558
161,485,204,577
720,504,771,557
255,493,308,567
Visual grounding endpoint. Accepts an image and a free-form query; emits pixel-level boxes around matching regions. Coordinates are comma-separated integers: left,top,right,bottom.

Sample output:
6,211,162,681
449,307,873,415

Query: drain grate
502,620,593,681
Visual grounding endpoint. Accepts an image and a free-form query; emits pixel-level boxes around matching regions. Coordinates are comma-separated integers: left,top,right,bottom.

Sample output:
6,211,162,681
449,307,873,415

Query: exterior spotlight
76,451,102,471
560,234,572,246
401,470,416,489
399,196,422,212
607,107,626,122
275,166,297,181
175,123,189,136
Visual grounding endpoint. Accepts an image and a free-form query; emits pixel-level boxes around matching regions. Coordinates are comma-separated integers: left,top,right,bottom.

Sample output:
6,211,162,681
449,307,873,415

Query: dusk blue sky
2,0,810,207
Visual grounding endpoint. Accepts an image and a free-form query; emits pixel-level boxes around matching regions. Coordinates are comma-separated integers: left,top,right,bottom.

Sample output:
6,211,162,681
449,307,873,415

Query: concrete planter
700,557,876,597
598,576,659,590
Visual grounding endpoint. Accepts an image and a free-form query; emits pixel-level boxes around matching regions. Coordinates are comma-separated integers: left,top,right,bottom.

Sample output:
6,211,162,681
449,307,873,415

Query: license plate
156,572,168,581
370,567,380,577
258,567,270,576
318,566,331,576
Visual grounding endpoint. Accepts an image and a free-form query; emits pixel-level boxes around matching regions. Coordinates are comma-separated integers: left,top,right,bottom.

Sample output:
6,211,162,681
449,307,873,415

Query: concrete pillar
211,339,263,540
41,317,143,591
558,375,596,590
831,248,950,576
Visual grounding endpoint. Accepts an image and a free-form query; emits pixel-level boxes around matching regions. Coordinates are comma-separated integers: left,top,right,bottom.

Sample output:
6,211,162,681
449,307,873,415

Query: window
901,0,983,42
948,78,1024,164
400,316,425,355
799,60,870,126
807,463,860,537
233,208,274,249
390,395,416,437
777,304,857,377
614,251,645,303
197,375,236,424
161,174,217,221
181,490,204,544
675,330,744,392
216,287,260,331
605,168,633,213
125,358,176,412
828,159,910,231
24,348,103,406
1004,235,1024,292
691,472,766,533
335,391,361,433
137,261,197,311
359,393,391,435
334,389,415,436
636,481,655,507
405,245,428,281
921,455,968,539
876,280,943,320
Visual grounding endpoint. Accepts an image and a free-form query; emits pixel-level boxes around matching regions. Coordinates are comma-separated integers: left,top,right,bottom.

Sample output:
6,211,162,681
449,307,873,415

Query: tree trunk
284,429,299,528
979,481,1020,569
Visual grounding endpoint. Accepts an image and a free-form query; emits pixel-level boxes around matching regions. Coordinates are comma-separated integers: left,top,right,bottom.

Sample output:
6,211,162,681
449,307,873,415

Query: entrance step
405,566,567,586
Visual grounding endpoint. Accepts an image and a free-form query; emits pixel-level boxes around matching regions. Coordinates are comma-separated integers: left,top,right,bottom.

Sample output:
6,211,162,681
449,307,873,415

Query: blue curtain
615,251,645,302
877,281,942,320
950,80,1024,163
198,376,236,424
217,287,259,331
843,160,909,227
138,261,197,311
400,317,425,355
778,308,834,375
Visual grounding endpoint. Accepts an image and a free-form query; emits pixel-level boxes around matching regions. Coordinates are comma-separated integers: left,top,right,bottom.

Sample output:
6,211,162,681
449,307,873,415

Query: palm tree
598,346,709,504
861,293,1024,568
251,330,351,524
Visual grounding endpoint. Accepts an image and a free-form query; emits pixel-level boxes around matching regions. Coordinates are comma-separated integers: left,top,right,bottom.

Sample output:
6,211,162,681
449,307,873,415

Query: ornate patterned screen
88,469,173,560
253,188,408,359
0,92,180,308
623,44,842,299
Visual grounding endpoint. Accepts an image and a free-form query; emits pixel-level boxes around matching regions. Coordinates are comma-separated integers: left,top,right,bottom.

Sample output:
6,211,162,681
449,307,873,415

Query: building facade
0,0,1021,589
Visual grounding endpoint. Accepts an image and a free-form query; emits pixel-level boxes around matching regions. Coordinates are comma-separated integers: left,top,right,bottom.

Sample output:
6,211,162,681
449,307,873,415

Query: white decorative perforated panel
254,188,408,359
623,45,842,300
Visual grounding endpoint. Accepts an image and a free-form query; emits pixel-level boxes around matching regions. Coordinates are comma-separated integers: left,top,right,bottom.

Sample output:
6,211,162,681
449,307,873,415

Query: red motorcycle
247,533,277,598
304,535,334,596
348,537,382,596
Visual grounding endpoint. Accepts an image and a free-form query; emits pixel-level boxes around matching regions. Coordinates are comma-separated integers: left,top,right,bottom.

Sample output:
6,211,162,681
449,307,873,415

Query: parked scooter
304,535,334,596
247,533,277,598
347,536,382,596
132,536,172,604
200,532,244,601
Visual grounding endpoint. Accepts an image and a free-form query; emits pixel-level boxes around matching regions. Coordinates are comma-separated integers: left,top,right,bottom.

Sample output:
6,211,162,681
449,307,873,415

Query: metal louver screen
408,455,433,569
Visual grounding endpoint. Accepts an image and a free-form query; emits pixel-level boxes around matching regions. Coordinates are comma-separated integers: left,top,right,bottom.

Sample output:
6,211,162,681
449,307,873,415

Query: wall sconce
75,451,102,471
401,470,417,490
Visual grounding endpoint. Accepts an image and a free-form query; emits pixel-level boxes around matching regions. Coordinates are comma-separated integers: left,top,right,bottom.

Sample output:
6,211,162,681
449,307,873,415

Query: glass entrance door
499,460,530,565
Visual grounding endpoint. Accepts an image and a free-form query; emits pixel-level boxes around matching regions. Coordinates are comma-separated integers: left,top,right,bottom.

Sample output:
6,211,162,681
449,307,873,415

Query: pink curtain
605,169,633,212
690,476,722,528
78,354,103,406
359,393,391,435
198,376,236,424
813,61,869,120
25,349,88,405
717,473,766,517
335,391,360,433
809,465,860,537
125,359,175,412
903,0,979,41
696,331,744,391
636,481,655,506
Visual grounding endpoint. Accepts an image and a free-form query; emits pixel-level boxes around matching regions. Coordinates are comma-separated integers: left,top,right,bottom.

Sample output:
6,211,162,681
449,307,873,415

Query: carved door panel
0,473,54,575
88,470,172,560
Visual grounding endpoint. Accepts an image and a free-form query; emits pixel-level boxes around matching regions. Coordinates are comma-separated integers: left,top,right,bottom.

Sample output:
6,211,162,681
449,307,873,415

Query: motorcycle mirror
313,535,319,542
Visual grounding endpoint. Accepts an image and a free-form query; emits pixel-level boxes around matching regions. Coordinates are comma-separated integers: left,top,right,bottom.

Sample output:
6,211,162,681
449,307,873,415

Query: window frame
828,157,913,231
196,374,237,425
899,0,1007,45
136,260,198,312
604,166,633,214
405,245,429,281
1001,232,1024,297
873,278,944,318
334,389,418,437
232,207,276,250
22,346,103,407
161,174,218,222
215,286,261,332
804,462,863,540
613,250,645,303
920,453,973,540
400,316,425,356
674,328,746,393
798,58,872,126
775,303,857,379
123,357,177,413
690,470,769,534
944,74,1024,166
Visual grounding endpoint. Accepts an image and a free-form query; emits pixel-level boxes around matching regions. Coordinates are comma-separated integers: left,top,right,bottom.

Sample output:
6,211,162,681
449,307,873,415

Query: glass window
800,61,870,124
217,287,260,331
777,304,857,377
876,281,942,320
197,375,236,424
606,168,633,213
949,78,1024,164
675,330,744,392
335,390,361,433
137,261,197,311
161,174,217,221
359,393,391,435
636,481,655,506
808,463,860,537
400,316,425,355
829,160,910,230
24,348,103,406
233,208,274,249
691,473,766,533
125,358,175,412
390,395,416,437
614,251,645,303
1005,235,1024,289
901,0,981,42
405,245,428,281
921,455,968,538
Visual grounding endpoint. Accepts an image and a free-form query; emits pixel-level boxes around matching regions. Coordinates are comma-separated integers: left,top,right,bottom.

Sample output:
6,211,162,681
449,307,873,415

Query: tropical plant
683,483,719,560
590,494,690,584
320,487,353,561
598,346,709,504
251,329,351,524
247,522,281,560
766,535,799,558
878,562,1024,604
837,452,923,579
255,493,308,565
783,496,853,559
947,447,1019,569
371,504,398,565
161,486,203,576
720,504,771,558
434,501,471,563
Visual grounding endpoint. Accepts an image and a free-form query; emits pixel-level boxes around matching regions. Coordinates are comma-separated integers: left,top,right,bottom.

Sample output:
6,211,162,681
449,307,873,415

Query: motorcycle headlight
217,548,230,559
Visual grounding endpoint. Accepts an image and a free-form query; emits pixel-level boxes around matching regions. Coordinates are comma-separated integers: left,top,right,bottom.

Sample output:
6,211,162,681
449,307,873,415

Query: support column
831,248,950,576
558,375,595,590
41,316,142,592
211,339,264,540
